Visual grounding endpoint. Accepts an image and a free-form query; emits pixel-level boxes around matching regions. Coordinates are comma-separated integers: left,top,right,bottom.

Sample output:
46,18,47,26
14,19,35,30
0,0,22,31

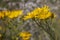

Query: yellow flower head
19,32,32,40
0,10,23,19
23,5,55,20
8,10,23,19
0,12,4,19
2,10,10,16
23,8,41,20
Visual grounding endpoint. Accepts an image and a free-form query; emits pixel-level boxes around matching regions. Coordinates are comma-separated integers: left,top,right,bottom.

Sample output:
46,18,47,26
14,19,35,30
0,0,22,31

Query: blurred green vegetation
0,0,60,40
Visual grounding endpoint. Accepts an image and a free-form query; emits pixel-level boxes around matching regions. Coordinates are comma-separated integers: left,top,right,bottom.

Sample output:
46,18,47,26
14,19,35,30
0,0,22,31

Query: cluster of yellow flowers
0,10,23,19
23,5,55,20
19,32,32,40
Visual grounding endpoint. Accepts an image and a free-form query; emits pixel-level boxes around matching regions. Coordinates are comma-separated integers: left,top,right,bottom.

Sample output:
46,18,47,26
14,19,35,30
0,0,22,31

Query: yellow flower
3,10,10,16
23,5,54,20
0,12,4,19
19,32,32,40
8,10,23,18
23,8,41,20
0,10,23,19
36,12,52,19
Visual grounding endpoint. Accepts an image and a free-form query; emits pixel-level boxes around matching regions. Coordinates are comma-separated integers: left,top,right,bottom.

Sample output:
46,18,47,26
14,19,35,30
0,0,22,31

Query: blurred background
0,0,60,40
0,0,60,15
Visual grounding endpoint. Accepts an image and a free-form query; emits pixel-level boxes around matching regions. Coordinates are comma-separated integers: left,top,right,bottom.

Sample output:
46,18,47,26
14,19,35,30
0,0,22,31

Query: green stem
34,19,56,40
